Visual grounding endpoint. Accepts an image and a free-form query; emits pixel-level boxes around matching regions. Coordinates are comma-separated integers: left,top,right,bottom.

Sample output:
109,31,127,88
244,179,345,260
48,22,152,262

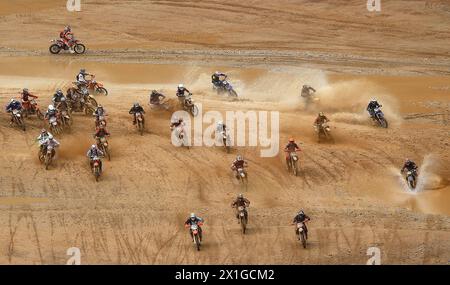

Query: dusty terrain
0,0,449,264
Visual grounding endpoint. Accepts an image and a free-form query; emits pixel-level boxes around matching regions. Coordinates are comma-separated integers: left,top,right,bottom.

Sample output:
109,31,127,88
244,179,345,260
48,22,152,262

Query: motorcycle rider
314,112,329,126
176,84,192,106
211,71,227,88
76,69,92,88
55,96,70,113
301,84,316,98
41,134,60,157
52,89,65,104
184,213,204,242
367,98,382,119
170,116,184,130
401,158,418,177
36,129,53,154
94,124,110,147
86,144,104,172
149,90,165,105
284,138,300,168
60,25,75,53
20,88,38,111
292,210,311,240
6,99,22,124
93,105,107,126
45,104,58,120
129,102,145,125
231,194,250,224
231,155,248,179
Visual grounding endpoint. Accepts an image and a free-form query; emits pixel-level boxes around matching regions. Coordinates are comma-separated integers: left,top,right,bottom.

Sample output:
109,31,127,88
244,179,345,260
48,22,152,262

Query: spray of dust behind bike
171,104,279,157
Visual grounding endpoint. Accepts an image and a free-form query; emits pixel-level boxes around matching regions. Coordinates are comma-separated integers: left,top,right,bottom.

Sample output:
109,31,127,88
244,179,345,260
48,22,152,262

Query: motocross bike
183,94,199,117
10,109,26,131
91,156,102,182
39,145,56,170
22,99,44,120
405,169,418,190
95,114,107,128
287,151,299,176
97,136,111,161
236,167,248,186
221,130,231,153
68,83,98,107
213,80,238,97
316,122,334,143
171,124,189,148
186,222,203,251
135,112,145,136
372,107,388,128
60,110,73,129
49,36,86,54
237,206,248,234
86,75,108,96
296,222,308,249
48,115,62,135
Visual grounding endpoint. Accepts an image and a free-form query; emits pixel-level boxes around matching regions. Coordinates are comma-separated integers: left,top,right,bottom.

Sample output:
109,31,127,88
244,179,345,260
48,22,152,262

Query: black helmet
56,89,63,96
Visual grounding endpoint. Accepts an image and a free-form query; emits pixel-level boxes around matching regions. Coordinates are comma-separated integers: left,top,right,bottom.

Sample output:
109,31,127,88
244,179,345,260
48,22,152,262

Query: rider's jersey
315,115,329,125
77,73,87,84
42,139,60,148
36,132,52,145
21,92,37,102
367,101,381,111
87,148,104,159
232,160,246,169
6,101,22,111
185,217,204,226
95,128,110,138
402,161,418,172
293,214,310,224
150,92,164,103
129,106,144,114
176,87,190,97
45,109,57,118
232,198,250,208
285,142,300,152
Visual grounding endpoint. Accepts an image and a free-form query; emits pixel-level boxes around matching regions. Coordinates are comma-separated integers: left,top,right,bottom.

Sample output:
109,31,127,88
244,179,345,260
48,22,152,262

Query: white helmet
91,144,96,149
217,120,223,126
371,98,377,102
48,134,54,140
178,84,184,89
48,105,55,110
215,71,220,75
190,213,196,219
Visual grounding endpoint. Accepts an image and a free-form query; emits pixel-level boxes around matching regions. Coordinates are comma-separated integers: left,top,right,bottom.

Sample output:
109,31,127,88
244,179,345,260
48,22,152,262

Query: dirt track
0,0,449,264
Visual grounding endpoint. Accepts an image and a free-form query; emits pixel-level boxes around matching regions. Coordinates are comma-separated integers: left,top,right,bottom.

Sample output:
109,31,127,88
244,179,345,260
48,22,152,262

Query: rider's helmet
10,98,16,103
238,193,244,199
23,88,29,94
289,138,294,142
91,144,97,149
41,129,47,134
48,134,54,140
298,210,305,216
217,120,223,126
97,104,103,109
370,98,377,102
134,102,140,108
80,69,86,74
190,213,196,220
60,97,66,102
178,84,184,89
215,71,220,75
56,89,63,96
48,105,55,111
319,112,324,117
151,90,157,95
65,25,71,32
236,155,243,161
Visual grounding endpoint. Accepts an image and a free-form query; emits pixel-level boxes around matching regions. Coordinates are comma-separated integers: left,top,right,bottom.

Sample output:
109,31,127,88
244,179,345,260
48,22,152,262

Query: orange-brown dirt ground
0,0,449,264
